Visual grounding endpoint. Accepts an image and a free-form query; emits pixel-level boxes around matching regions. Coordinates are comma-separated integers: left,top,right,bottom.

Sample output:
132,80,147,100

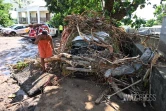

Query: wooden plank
66,67,93,72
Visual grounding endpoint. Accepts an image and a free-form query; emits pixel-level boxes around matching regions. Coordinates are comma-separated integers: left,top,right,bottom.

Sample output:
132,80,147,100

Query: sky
135,0,161,20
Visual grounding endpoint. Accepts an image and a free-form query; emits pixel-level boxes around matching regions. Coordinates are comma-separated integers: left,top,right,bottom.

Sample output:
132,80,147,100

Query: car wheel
10,32,16,36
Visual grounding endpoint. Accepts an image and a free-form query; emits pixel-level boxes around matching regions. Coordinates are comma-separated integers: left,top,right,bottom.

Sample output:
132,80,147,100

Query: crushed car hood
72,31,109,42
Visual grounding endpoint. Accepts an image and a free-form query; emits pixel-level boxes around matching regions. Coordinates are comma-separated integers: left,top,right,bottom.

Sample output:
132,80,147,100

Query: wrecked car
70,31,109,55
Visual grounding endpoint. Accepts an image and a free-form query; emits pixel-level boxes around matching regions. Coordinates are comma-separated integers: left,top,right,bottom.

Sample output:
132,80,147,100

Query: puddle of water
0,39,38,75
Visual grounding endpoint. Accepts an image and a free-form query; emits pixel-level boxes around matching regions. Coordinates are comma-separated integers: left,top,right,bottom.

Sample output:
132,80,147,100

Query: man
35,30,55,73
59,25,63,35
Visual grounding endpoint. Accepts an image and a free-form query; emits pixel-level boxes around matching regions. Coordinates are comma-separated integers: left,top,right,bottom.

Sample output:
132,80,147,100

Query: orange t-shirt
38,40,53,58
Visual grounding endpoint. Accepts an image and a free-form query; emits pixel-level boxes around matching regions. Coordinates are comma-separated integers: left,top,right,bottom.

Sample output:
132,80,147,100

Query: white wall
30,12,37,18
40,11,49,18
40,12,46,18
18,12,27,17
18,12,22,17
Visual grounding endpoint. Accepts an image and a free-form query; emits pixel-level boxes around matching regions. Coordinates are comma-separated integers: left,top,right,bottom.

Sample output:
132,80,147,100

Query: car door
15,26,24,34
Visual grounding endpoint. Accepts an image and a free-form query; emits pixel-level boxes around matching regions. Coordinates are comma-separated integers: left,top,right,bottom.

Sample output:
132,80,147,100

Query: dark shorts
60,30,63,33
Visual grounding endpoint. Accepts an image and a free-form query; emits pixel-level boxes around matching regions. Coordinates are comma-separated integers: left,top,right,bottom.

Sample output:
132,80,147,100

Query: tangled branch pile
60,12,141,53
47,12,159,105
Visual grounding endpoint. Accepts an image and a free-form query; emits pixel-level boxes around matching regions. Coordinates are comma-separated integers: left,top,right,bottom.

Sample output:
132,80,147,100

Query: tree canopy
153,4,166,25
145,19,156,27
144,0,166,27
45,0,164,28
0,0,13,27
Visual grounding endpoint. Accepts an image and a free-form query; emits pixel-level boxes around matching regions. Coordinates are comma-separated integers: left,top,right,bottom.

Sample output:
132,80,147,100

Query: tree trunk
104,0,114,14
111,3,139,21
104,0,141,21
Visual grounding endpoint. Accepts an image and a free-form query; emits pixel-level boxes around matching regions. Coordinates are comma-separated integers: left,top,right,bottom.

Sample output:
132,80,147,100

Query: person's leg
59,30,62,36
41,58,46,72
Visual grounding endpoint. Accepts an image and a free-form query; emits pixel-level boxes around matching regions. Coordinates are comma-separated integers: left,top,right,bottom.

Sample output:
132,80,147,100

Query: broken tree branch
107,79,141,98
113,55,140,64
95,89,110,105
111,81,134,100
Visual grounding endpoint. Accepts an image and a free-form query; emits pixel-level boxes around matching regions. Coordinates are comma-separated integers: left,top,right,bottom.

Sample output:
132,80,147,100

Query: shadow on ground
34,78,154,111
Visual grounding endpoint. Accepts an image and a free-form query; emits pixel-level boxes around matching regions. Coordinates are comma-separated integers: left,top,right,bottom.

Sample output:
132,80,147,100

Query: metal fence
19,17,28,24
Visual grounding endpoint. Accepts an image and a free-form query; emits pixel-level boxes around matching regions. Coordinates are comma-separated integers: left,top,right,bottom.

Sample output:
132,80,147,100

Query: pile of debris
41,12,159,106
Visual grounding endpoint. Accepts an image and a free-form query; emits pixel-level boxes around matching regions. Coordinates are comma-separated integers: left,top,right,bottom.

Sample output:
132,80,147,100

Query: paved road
0,37,38,75
0,37,24,52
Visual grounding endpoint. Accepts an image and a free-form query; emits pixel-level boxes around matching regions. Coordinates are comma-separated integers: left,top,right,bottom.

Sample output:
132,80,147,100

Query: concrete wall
129,36,166,111
151,67,166,111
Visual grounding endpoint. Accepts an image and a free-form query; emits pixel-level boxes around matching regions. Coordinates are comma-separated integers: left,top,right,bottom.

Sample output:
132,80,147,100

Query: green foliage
46,0,101,26
121,18,132,25
0,0,13,27
131,17,146,29
145,19,156,27
153,4,166,25
13,19,18,24
121,16,146,29
14,61,28,70
110,0,146,20
46,0,149,28
49,13,65,27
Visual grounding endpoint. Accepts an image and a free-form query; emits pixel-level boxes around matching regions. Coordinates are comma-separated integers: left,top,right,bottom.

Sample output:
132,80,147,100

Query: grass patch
13,61,29,71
